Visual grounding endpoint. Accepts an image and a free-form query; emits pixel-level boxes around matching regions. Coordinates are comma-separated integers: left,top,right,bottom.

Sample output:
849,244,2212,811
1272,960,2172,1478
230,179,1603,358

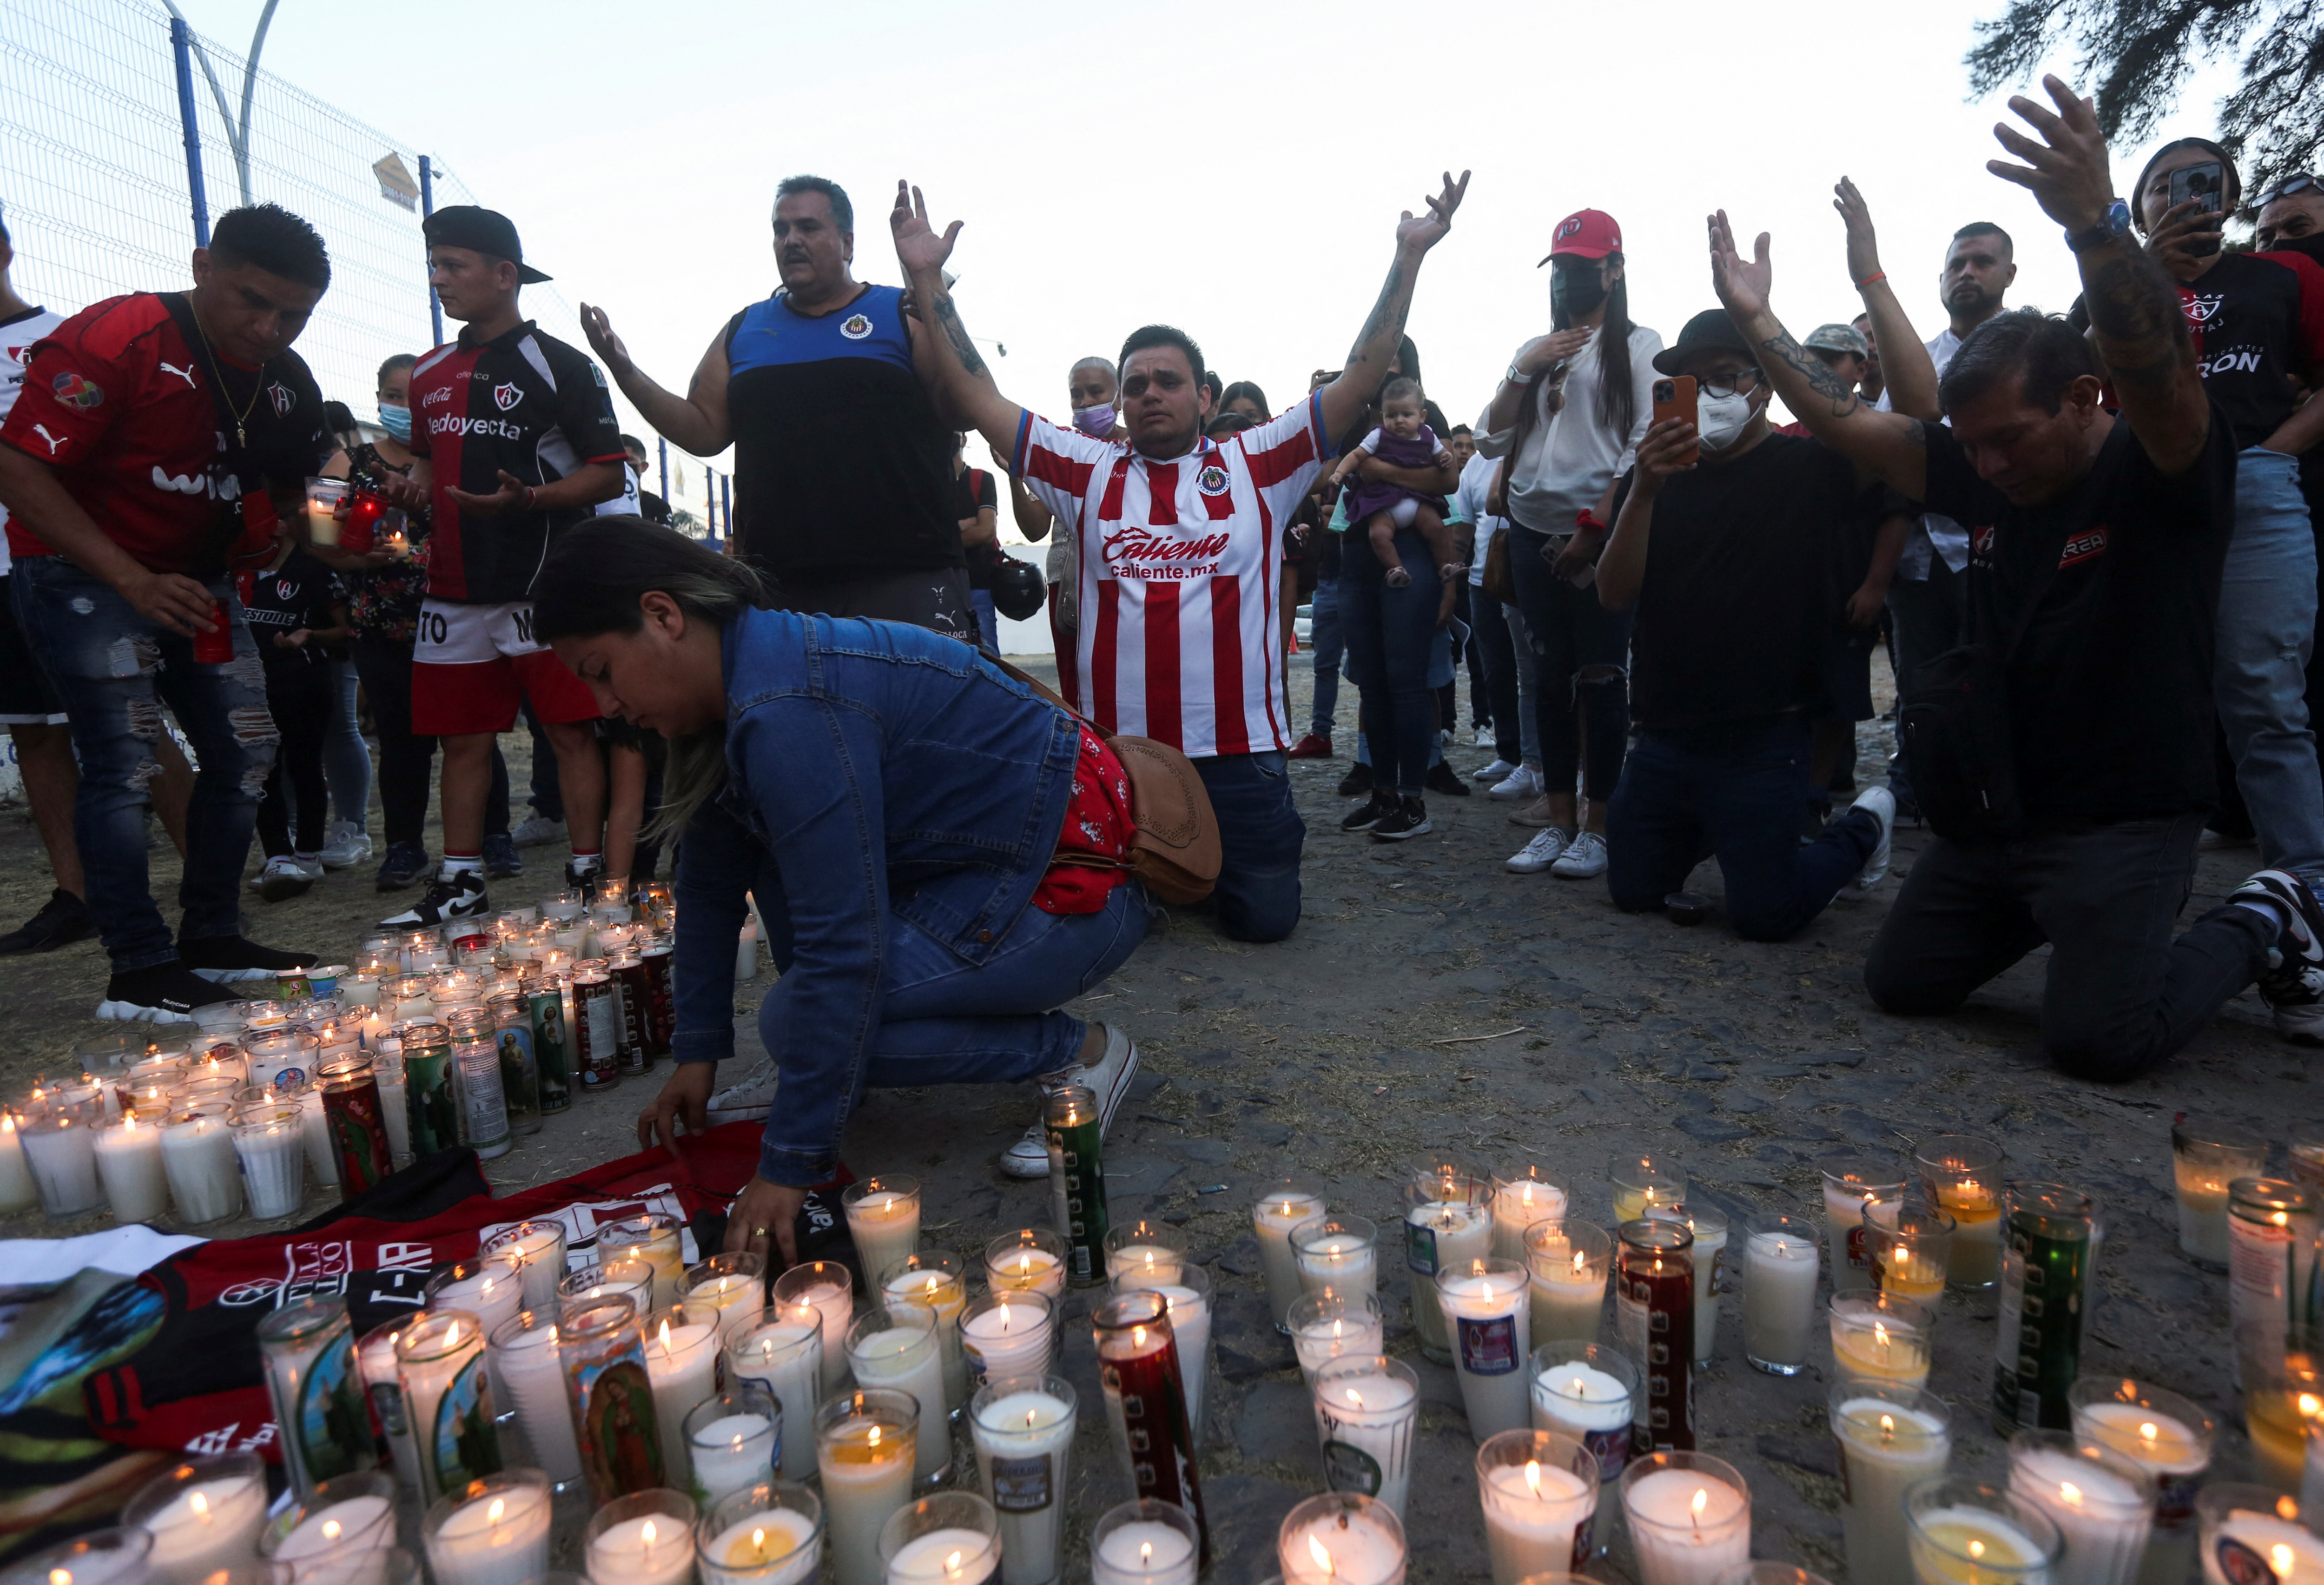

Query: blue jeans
12,557,278,972
1339,530,1444,796
970,590,1000,653
1307,576,1344,738
1606,717,1878,942
1195,750,1304,942
2217,446,2324,886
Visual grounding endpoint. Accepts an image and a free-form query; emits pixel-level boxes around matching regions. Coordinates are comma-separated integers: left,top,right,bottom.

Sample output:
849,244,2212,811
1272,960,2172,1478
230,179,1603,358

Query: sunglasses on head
2263,174,2322,205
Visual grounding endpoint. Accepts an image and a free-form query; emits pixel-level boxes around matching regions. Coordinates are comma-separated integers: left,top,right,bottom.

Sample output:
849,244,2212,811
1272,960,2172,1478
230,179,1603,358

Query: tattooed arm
1315,170,1472,443
1833,178,1940,421
1707,210,1929,498
888,181,1028,462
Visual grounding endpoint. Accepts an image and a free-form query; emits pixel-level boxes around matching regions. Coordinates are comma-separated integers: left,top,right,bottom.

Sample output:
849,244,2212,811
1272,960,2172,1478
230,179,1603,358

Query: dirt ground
0,647,2314,1584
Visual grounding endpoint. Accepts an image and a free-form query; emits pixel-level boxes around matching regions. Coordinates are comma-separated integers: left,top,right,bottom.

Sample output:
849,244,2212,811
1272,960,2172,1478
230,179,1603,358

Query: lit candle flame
50,1570,68,1585
1024,1409,1037,1430
1873,1321,1890,1353
1525,1460,1544,1499
2060,1482,2083,1506
190,1492,209,1519
998,1303,1012,1332
869,1426,882,1448
1331,1320,1345,1341
944,1552,963,1578
641,1521,656,1545
2140,1421,2159,1444
2276,1546,2297,1578
1969,1541,1986,1561
1690,1488,1707,1530
1141,1544,1155,1567
1345,1387,1365,1409
1017,1254,1032,1277
447,1320,460,1347
1133,1325,1147,1348
751,1529,765,1552
658,1318,673,1355
322,1521,341,1541
488,1499,505,1526
1308,1535,1335,1576
1571,1250,1586,1274
1880,1413,1896,1442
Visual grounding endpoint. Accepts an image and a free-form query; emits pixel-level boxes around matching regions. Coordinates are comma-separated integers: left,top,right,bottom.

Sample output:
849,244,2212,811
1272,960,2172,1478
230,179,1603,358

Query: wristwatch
1505,362,1529,386
2065,198,2133,254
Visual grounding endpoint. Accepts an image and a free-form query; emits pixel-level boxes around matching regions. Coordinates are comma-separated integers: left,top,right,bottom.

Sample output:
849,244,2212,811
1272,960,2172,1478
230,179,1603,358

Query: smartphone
1651,376,1700,466
2170,162,2225,257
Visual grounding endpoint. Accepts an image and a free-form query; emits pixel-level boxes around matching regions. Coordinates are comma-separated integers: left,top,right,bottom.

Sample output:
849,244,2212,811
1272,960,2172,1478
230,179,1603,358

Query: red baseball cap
1538,209,1622,265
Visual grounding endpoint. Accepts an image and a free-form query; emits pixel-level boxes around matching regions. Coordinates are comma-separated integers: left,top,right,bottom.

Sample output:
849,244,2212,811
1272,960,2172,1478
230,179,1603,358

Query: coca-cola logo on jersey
1102,523,1233,567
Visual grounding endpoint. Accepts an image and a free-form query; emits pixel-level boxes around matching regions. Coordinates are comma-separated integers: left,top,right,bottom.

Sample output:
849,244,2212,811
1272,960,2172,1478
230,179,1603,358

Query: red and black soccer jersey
0,293,327,575
409,319,624,603
2178,251,2324,451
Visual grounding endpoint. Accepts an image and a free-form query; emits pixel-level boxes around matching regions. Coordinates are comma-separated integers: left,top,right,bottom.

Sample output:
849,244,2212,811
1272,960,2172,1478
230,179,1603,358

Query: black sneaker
565,858,606,890
376,841,432,891
1336,762,1375,799
482,833,525,880
1424,761,1472,798
379,872,489,928
2233,869,2324,1044
0,888,94,955
97,962,240,1023
1372,796,1433,842
1340,790,1398,833
178,934,321,982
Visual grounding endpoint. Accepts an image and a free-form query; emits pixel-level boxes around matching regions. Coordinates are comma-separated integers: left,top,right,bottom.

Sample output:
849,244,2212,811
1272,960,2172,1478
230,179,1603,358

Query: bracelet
522,484,537,512
1855,271,1888,290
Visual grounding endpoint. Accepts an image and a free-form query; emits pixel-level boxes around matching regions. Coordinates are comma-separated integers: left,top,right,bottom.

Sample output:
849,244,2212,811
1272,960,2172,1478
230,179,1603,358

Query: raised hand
578,303,630,376
1707,210,1773,322
1987,75,2115,234
1832,178,1882,285
1395,170,1472,256
890,180,963,279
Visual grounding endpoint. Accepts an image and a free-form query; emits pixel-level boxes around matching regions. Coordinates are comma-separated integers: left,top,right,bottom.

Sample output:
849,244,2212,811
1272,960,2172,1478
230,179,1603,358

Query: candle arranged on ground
1476,1430,1597,1585
1289,1291,1386,1384
844,1178,924,1292
1665,1208,1726,1365
1044,1085,1108,1285
1904,1481,2062,1585
1829,1289,1934,1390
2006,1432,2155,1585
487,1310,583,1489
162,1103,243,1222
959,1291,1056,1387
1313,1354,1420,1518
123,1453,270,1585
0,1109,39,1214
1438,1257,1533,1440
687,1254,773,1347
2196,1487,2324,1585
1868,1200,1957,1302
256,1295,375,1499
1615,1219,1695,1452
969,1375,1076,1585
1404,1177,1492,1364
846,1302,952,1485
601,1212,687,1308
1741,1214,1820,1376
1527,1343,1639,1483
428,1260,524,1343
1610,1153,1686,1225
1918,1136,2006,1288
1104,1219,1188,1287
483,1220,569,1312
882,1253,971,1413
396,1310,499,1505
771,1260,856,1397
421,1471,554,1585
2072,1378,2215,1584
259,1471,400,1576
644,1303,723,1486
1090,1500,1202,1585
878,1492,1001,1585
1819,1155,1906,1277
984,1229,1069,1301
687,1386,782,1507
1252,1175,1329,1331
1830,1385,1953,1585
1491,1167,1570,1261
1092,1291,1208,1558
1278,1492,1406,1585
583,1491,697,1585
2169,1118,2265,1269
1993,1186,2095,1435
697,1484,825,1585
1523,1220,1612,1348
731,1313,826,1480
817,1391,920,1585
357,1319,426,1500
1295,1214,1380,1301
232,1101,308,1220
1620,1455,1752,1585
93,1112,170,1222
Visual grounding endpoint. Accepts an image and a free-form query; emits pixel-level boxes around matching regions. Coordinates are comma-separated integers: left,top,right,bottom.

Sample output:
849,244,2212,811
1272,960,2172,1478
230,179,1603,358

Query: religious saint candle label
528,990,573,1111
324,1078,392,1193
1570,1514,1597,1574
2154,1471,2202,1531
613,962,654,1074
1583,1425,1631,1484
573,1352,667,1498
2218,1533,2284,1585
1047,1116,1109,1281
1458,1313,1520,1376
295,1333,373,1482
369,1376,408,1440
428,1352,503,1493
1321,1438,1385,1497
1990,1215,2086,1432
1407,1221,1439,1276
1845,1224,1871,1270
990,1452,1054,1513
575,974,621,1088
404,1037,457,1156
495,1026,537,1113
641,943,676,1054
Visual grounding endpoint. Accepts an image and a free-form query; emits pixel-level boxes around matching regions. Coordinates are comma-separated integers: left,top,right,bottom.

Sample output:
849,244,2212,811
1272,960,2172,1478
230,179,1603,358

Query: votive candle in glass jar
1044,1086,1108,1286
1992,1184,2096,1436
601,1212,686,1309
422,1469,553,1585
1313,1354,1419,1520
488,1307,583,1492
1403,1175,1491,1364
695,1481,822,1585
1829,1288,1934,1391
1277,1492,1399,1585
1527,1341,1640,1486
1436,1256,1533,1441
1491,1165,1570,1263
959,1290,1056,1389
816,1389,919,1585
1831,1381,1952,1585
878,1491,999,1585
1620,1451,1752,1585
2071,1377,2214,1585
1092,1290,1206,1551
1740,1214,1820,1377
1109,1261,1213,1447
230,1099,304,1221
1917,1136,2007,1289
123,1451,269,1585
483,1219,570,1313
316,1055,393,1195
1818,1155,1907,1278
968,1373,1075,1585
20,1097,105,1215
1904,1479,2063,1585
1475,1428,1597,1585
845,1301,950,1487
1289,1290,1386,1385
1090,1499,1199,1585
878,1252,966,1413
685,1252,772,1346
644,1300,725,1489
1611,1153,1686,1226
1295,1215,1380,1302
393,1309,500,1506
770,1259,855,1397
561,1294,669,1502
1523,1220,1611,1350
160,1102,242,1224
729,1309,824,1482
686,1384,782,1508
1616,1218,1695,1452
1868,1199,1958,1302
2006,1429,2155,1585
94,1112,170,1223
2170,1119,2266,1270
257,1294,376,1499
983,1228,1068,1303
1252,1174,1328,1332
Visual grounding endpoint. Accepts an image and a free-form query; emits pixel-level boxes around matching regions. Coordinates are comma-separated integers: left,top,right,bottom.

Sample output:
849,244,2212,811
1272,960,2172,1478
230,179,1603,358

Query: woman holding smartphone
1475,208,1663,880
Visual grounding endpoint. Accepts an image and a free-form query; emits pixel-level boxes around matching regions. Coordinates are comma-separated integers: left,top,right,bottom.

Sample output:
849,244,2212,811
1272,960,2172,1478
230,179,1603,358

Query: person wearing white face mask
1591,307,1908,940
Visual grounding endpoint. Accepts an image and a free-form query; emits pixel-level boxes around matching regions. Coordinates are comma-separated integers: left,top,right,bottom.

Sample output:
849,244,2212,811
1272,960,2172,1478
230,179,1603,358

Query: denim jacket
674,607,1082,1187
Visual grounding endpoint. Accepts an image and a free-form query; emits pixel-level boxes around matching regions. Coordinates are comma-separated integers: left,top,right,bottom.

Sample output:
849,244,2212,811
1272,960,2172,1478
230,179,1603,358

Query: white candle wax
2009,1448,2151,1585
23,1111,104,1214
732,1321,824,1480
1914,1507,2050,1585
1833,1316,1932,1390
1743,1232,1821,1371
645,1319,721,1486
845,1190,921,1286
820,1425,917,1585
1314,1370,1419,1518
1685,1220,1726,1364
885,1527,997,1585
432,1269,523,1341
1528,1245,1608,1348
1833,1399,1950,1585
884,1271,970,1414
1530,1363,1633,1480
1439,1270,1532,1440
272,1494,396,1562
690,1411,777,1506
986,1247,1066,1301
376,1070,410,1162
2076,1398,2207,1574
95,1115,171,1223
693,1274,769,1346
701,1512,820,1585
0,1112,38,1213
425,1486,553,1585
795,1280,855,1396
1107,1244,1184,1287
138,1475,270,1585
971,1389,1074,1585
1480,1459,1594,1585
297,1087,339,1191
342,975,382,1009
2205,1514,2324,1585
1294,1309,1387,1385
491,1322,583,1486
1298,1233,1378,1301
850,1325,950,1484
1254,1191,1328,1328
357,1328,425,1499
234,1111,307,1220
489,1226,566,1311
160,1111,242,1223
1823,1182,1895,1275
585,1514,693,1585
2173,1159,2236,1266
960,1302,1053,1386
1625,1467,1750,1585
1492,1181,1569,1261
1092,1522,1196,1585
1280,1508,1407,1585
1406,1200,1492,1359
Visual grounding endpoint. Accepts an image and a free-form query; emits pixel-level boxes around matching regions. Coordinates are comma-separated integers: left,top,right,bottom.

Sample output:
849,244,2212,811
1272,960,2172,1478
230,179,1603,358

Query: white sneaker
509,814,568,848
1550,829,1609,879
1507,828,1572,875
1490,764,1546,802
999,1121,1050,1179
1472,758,1519,783
256,855,319,902
1471,725,1495,747
707,1056,780,1123
1840,786,1896,899
1438,728,1454,748
318,820,372,869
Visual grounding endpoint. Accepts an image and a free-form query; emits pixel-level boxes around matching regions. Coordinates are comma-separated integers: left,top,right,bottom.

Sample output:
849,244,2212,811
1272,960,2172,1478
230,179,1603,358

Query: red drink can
192,599,233,664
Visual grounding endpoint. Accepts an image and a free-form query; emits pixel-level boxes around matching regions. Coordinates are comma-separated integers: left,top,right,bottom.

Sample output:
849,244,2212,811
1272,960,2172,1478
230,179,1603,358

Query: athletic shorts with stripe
409,597,599,735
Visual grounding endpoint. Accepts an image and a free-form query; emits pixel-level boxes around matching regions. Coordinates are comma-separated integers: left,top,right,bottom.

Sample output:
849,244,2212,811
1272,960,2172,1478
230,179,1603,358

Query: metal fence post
419,154,443,345
167,17,211,246
658,437,670,508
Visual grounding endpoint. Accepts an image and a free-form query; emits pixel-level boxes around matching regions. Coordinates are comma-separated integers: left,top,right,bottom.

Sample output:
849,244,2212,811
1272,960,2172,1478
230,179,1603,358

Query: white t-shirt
1877,325,1970,579
1452,451,1503,589
0,305,67,577
1476,323,1663,535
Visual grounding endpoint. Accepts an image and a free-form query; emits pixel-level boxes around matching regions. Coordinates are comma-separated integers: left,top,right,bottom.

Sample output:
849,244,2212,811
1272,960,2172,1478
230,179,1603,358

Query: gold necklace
185,299,264,447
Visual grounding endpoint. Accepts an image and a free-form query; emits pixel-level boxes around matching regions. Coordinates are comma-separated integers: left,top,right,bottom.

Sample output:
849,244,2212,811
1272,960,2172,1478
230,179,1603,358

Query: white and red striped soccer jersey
1013,393,1332,757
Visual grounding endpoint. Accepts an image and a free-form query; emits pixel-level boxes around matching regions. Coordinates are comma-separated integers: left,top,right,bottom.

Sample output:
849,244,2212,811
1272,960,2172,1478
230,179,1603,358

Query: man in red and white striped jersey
892,171,1469,940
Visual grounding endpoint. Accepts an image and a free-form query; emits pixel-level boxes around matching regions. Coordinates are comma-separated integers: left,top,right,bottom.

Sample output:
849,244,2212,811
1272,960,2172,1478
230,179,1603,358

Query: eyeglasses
1698,370,1763,399
2262,173,2322,206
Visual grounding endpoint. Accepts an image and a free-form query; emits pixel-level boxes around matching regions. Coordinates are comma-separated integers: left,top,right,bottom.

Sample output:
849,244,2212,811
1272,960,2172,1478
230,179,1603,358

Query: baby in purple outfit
1328,376,1456,588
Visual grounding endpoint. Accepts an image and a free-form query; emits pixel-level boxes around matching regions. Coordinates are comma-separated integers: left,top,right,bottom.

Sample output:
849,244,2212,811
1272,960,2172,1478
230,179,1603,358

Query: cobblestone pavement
0,653,2313,1583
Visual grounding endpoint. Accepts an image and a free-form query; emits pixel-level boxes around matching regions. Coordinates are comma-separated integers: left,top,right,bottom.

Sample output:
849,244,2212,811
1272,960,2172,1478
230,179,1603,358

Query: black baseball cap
1652,309,1754,375
422,206,551,284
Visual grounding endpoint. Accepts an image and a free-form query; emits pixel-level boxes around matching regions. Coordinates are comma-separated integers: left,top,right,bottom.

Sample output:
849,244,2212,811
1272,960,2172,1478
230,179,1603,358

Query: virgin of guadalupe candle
879,1252,969,1413
696,1482,825,1585
960,1291,1057,1386
2007,1431,2156,1585
1476,1430,1598,1585
1523,1220,1612,1347
123,1452,270,1585
317,1056,394,1194
1528,1342,1641,1484
969,1375,1077,1585
395,1310,500,1505
1253,1175,1329,1332
1616,1218,1695,1453
1093,1290,1208,1564
1437,1257,1533,1440
562,1295,668,1502
1740,1214,1820,1376
20,1100,104,1215
1820,1156,1907,1277
1993,1184,2094,1435
1905,1480,2063,1585
817,1390,920,1585
984,1229,1069,1301
488,1309,584,1489
645,1302,725,1487
421,1470,554,1585
1404,1177,1491,1363
1620,1453,1752,1585
1313,1355,1420,1519
94,1112,170,1223
846,1301,952,1486
1830,1383,1953,1585
843,1177,923,1289
1611,1154,1686,1225
233,1101,308,1220
730,1313,825,1481
1112,1263,1214,1444
258,1296,376,1499
1918,1136,2007,1288
771,1260,855,1396
2072,1378,2215,1585
1290,1291,1387,1385
484,1219,570,1312
687,1385,782,1507
0,1109,40,1214
601,1212,687,1309
1296,1215,1380,1301
1278,1492,1405,1585
1044,1087,1108,1285
2171,1119,2267,1270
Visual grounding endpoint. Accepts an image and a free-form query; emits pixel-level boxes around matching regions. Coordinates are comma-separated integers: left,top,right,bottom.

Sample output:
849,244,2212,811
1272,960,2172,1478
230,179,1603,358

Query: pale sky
177,0,2249,489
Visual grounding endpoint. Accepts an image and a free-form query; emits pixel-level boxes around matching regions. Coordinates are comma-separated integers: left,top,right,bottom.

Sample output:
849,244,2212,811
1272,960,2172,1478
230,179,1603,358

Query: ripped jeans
12,557,278,973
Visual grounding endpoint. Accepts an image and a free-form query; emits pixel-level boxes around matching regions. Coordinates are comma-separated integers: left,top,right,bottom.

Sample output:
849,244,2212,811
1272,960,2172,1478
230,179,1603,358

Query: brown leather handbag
994,658,1222,904
1479,451,1519,604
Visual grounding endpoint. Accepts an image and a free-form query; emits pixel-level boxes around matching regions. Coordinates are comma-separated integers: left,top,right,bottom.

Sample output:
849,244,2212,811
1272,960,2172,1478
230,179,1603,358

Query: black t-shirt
1618,431,1862,732
1922,409,2238,822
238,549,342,674
2178,251,2324,451
638,488,674,527
955,465,999,589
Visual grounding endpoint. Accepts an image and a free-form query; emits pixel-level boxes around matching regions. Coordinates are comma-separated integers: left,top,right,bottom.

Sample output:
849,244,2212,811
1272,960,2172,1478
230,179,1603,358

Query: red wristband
1855,271,1888,290
1575,510,1608,533
522,485,537,512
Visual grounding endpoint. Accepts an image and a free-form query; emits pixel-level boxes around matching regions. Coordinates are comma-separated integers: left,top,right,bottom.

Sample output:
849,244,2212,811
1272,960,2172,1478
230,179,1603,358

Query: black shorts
0,574,66,725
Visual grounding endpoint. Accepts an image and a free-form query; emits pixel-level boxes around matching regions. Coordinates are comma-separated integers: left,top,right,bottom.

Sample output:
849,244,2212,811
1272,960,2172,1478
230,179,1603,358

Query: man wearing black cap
376,205,626,928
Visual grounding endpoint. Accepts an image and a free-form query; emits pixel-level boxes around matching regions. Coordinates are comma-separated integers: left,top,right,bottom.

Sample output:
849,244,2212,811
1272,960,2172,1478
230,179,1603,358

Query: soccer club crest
269,381,295,415
1197,464,1230,496
493,382,523,411
840,313,873,340
52,371,103,410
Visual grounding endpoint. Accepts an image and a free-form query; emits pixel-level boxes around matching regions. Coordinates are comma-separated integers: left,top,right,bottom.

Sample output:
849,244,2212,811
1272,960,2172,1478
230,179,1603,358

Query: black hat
422,206,551,284
1652,309,1753,375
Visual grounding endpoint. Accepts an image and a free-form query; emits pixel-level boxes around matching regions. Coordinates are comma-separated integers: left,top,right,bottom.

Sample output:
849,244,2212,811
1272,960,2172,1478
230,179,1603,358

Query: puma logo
31,424,65,454
158,361,198,389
